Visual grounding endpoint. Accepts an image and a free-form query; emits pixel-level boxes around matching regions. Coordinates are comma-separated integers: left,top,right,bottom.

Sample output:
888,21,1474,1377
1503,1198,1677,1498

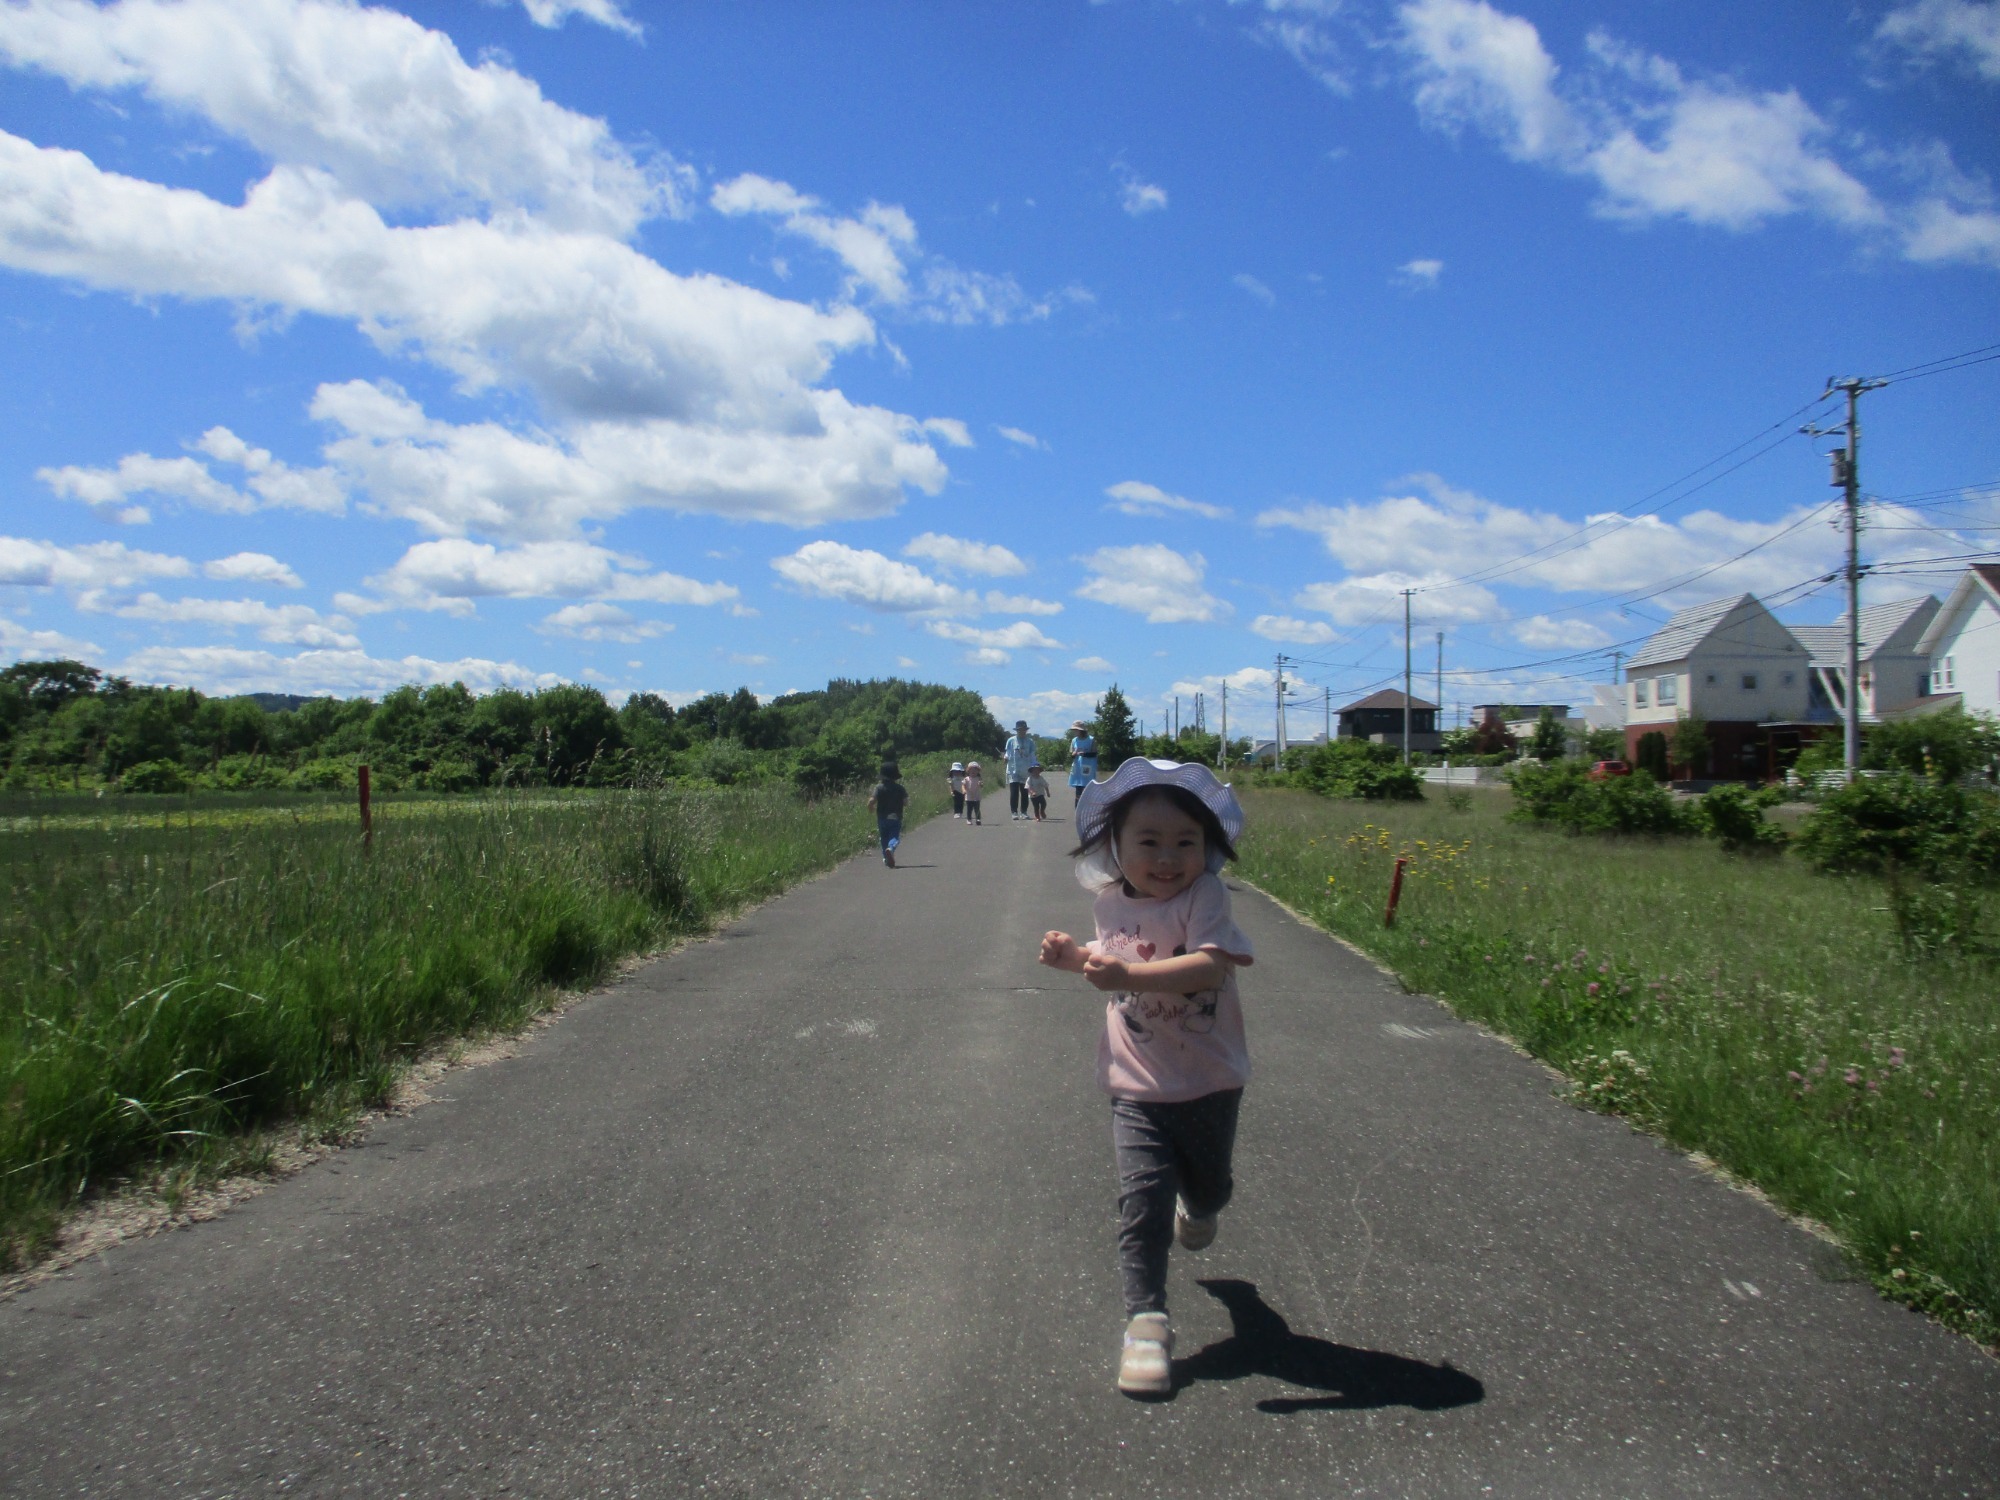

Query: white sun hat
1074,758,1245,887
950,761,964,771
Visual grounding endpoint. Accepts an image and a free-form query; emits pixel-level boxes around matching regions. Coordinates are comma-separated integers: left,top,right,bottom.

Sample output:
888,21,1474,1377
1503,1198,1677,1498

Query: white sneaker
1117,1313,1173,1397
1174,1198,1218,1252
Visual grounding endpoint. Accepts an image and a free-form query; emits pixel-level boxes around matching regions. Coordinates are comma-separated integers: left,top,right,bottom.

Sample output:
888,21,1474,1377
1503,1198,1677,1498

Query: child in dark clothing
867,762,908,867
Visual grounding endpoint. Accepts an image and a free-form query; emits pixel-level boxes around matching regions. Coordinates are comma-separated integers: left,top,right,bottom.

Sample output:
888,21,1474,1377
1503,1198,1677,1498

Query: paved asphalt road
3,808,1996,1498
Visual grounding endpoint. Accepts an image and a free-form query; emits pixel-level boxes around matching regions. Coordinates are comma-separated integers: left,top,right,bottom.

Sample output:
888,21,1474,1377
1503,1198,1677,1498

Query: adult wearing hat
1003,718,1036,820
1067,718,1098,807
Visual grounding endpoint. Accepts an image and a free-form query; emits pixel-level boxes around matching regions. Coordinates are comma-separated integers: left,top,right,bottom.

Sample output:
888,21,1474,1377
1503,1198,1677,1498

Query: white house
1789,595,1941,724
1913,563,2000,720
1625,594,1812,777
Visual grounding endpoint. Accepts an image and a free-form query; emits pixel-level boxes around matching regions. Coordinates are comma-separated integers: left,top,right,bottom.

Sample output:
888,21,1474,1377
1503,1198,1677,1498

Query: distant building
1333,689,1440,753
1625,594,1812,779
1789,595,1940,725
1914,563,2000,720
1585,684,1626,732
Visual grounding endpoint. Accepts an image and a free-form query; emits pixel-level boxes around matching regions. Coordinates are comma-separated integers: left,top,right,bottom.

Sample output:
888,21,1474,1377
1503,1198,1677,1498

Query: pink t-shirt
1090,871,1254,1102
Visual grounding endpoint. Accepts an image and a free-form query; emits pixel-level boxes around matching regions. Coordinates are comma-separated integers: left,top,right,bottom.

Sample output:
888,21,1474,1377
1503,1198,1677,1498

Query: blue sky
3,0,1997,738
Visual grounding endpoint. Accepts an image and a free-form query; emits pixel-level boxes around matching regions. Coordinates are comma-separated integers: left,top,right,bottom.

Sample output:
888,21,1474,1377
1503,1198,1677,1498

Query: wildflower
1866,1080,1880,1094
1586,982,1601,997
1887,1047,1905,1068
1483,954,1494,963
1524,954,1538,965
1598,962,1610,974
1540,978,1551,989
1787,1070,1803,1083
1843,1069,1861,1086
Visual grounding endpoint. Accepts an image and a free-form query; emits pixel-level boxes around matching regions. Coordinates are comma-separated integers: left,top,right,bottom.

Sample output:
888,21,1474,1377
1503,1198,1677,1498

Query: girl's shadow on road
1175,1279,1484,1414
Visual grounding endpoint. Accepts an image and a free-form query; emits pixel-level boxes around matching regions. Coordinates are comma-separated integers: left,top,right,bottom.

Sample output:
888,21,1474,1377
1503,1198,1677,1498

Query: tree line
0,660,1009,795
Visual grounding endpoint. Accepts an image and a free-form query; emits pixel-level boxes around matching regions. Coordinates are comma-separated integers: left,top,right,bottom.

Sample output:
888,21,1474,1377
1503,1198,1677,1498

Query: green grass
0,762,956,1269
1235,785,1999,1348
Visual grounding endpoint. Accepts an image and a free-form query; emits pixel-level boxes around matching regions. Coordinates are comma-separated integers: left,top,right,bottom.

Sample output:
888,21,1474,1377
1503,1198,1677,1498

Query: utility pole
1434,631,1443,732
1219,681,1228,769
1173,694,1180,742
1808,377,1888,781
1323,686,1331,745
1402,589,1415,764
1275,653,1287,765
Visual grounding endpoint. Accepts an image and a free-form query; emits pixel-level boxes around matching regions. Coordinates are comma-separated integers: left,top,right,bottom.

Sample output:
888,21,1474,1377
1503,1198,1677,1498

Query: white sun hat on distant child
1074,758,1245,888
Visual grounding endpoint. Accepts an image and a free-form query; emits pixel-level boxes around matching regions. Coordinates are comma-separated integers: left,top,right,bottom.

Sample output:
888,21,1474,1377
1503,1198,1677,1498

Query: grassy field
0,761,954,1269
1234,785,1998,1349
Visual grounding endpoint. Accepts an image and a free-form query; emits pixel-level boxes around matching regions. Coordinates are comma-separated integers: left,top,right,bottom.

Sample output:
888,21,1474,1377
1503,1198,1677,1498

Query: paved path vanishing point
3,808,1997,1499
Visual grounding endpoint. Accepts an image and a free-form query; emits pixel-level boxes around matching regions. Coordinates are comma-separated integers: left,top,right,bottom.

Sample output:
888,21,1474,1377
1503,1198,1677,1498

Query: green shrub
1299,739,1424,801
1508,760,1692,836
1695,783,1787,853
290,758,355,791
1864,706,2000,785
118,759,188,794
1794,774,2000,880
413,759,481,793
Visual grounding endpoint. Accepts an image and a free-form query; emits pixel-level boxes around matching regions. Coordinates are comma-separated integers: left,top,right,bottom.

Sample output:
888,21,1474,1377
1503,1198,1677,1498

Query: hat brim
1075,758,1245,868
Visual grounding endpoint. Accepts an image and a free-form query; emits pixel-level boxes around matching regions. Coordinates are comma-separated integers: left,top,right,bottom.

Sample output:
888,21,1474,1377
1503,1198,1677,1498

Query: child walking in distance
1039,759,1252,1399
961,761,984,825
1027,764,1050,822
867,762,907,868
948,761,967,820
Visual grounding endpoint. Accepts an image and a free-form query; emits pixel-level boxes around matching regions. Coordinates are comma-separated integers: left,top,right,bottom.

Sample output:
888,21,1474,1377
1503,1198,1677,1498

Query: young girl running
1038,758,1252,1398
948,761,967,820
961,760,984,825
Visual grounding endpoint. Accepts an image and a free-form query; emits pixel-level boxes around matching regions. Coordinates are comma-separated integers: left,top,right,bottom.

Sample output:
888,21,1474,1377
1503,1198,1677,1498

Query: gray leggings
1111,1089,1243,1315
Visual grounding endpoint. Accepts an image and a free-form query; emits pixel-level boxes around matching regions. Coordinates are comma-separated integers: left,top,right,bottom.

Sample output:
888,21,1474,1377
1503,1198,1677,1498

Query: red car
1588,760,1631,781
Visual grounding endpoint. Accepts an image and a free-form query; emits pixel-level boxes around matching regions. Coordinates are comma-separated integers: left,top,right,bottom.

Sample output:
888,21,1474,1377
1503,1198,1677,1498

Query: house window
1634,679,1649,709
1933,656,1956,692
1705,672,1717,684
1741,673,1758,691
1781,671,1795,687
1656,676,1677,706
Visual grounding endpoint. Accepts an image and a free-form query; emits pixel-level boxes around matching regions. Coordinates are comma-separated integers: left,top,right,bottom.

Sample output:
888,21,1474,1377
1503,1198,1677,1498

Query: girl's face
1114,791,1207,900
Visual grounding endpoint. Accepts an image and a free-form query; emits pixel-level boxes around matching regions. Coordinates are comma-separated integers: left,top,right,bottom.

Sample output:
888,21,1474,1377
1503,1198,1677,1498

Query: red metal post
359,763,372,851
1384,855,1408,927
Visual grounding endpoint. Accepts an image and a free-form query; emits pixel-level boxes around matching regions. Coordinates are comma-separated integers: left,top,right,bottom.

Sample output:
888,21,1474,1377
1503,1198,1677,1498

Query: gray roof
1627,595,1757,670
1791,597,1938,667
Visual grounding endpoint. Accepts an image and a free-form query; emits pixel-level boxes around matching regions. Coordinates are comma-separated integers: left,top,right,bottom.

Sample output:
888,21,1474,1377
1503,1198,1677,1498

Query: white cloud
1394,257,1444,289
351,538,737,615
1116,167,1168,216
0,535,193,590
982,592,1063,616
1511,614,1613,649
537,602,671,642
75,590,359,647
39,425,345,521
1256,472,1942,608
902,532,1028,576
967,646,1010,666
1294,572,1501,625
712,173,917,302
996,425,1046,450
513,0,643,39
0,616,101,662
1250,614,1341,644
0,0,680,234
204,551,302,588
112,643,561,695
1878,0,2000,81
981,688,1103,731
922,417,974,448
1236,0,1354,93
772,541,974,613
924,619,1063,651
1072,655,1114,673
1232,273,1276,305
1394,0,1908,246
1075,544,1229,624
310,381,946,537
1104,480,1231,521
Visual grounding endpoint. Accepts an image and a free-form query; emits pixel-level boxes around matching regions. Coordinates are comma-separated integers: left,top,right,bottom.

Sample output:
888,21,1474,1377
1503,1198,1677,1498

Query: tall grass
1,767,954,1268
1235,786,1999,1348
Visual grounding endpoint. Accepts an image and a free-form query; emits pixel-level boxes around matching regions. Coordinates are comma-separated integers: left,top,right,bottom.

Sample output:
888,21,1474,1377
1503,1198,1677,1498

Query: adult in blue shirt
1003,718,1036,819
1066,718,1098,806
